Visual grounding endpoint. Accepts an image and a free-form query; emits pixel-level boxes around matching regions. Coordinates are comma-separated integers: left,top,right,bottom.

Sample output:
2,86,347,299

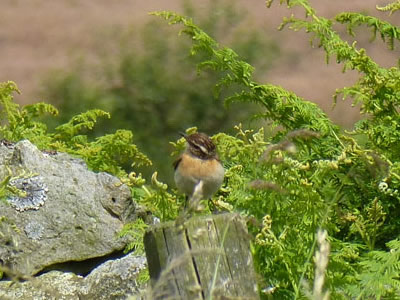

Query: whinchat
173,132,225,201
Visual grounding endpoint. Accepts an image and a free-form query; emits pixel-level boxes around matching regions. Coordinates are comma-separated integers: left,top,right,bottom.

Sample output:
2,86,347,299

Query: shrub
155,0,400,298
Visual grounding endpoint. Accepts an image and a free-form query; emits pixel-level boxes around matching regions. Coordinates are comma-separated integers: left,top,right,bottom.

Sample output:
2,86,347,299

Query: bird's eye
191,142,208,155
190,143,200,150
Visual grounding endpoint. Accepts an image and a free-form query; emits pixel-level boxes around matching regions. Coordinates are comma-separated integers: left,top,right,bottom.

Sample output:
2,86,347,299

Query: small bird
173,132,225,206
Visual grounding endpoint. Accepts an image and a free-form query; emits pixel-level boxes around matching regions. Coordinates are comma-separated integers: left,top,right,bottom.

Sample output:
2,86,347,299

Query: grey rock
0,253,147,300
81,253,147,299
0,140,138,276
0,271,82,300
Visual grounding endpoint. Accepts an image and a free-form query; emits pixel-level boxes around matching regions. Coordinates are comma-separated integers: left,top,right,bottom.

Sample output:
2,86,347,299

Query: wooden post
143,213,260,300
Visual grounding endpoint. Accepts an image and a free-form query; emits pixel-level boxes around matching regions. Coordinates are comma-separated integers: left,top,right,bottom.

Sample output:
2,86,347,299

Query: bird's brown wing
173,157,182,170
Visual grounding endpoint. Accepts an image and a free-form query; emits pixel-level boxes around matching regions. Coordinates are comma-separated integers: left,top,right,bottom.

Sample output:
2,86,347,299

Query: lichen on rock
7,175,48,211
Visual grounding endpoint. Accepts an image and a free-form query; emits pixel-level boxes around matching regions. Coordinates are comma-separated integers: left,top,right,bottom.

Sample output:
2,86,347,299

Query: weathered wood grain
144,213,259,299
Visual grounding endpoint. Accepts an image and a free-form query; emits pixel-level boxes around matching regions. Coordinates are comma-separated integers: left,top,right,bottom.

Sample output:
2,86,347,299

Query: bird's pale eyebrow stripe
191,140,208,153
199,144,208,154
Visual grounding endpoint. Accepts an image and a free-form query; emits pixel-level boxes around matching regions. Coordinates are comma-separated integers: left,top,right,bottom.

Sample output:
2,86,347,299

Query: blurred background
1,0,399,183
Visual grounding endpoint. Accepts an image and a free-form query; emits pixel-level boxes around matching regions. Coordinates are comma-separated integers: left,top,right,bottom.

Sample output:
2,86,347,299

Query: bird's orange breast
177,153,222,179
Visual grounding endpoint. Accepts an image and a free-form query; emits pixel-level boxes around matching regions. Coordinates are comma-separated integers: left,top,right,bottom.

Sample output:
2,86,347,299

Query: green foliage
335,13,400,50
0,81,58,148
0,167,20,201
131,171,181,221
0,81,151,179
40,0,279,185
0,175,11,200
136,268,150,286
119,218,148,255
347,239,400,299
53,109,110,140
155,1,400,298
376,0,400,15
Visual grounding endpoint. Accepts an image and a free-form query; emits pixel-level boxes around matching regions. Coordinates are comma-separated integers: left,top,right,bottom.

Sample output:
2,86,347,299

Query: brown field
1,0,399,127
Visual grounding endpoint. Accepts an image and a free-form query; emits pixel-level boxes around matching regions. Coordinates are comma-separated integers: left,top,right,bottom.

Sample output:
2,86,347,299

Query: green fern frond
336,13,400,50
376,1,400,15
23,102,59,119
0,82,59,146
279,14,380,76
0,81,21,127
53,109,110,140
348,239,400,298
119,218,148,254
0,175,12,200
84,129,152,176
